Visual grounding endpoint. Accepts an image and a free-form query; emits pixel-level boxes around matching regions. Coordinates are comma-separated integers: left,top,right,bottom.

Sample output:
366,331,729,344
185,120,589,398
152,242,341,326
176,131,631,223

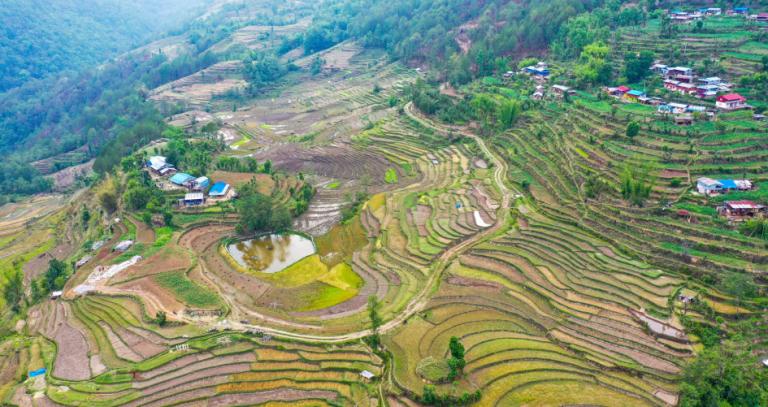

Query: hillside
0,0,210,93
1,1,768,406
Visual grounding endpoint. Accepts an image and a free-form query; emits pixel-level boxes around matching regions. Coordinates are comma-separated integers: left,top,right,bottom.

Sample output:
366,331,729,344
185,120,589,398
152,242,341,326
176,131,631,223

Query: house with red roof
716,93,747,110
719,200,766,220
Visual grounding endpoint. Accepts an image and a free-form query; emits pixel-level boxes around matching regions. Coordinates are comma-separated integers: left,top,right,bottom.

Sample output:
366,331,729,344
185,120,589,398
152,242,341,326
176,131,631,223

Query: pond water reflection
227,233,315,273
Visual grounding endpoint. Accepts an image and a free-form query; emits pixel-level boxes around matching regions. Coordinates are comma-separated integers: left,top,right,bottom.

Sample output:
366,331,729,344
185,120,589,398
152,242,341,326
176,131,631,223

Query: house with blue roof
169,173,195,186
208,182,232,199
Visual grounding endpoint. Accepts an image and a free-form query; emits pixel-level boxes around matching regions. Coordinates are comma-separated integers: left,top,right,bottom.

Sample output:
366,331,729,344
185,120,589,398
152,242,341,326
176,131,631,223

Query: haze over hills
0,1,767,406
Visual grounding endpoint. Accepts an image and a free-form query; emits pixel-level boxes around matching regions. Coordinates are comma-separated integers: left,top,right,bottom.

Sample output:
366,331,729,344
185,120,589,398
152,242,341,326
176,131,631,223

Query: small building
551,84,575,97
170,173,196,186
675,114,693,125
669,103,688,114
114,240,134,252
183,192,205,206
193,176,210,191
754,114,766,121
208,182,231,198
697,178,723,195
524,62,550,77
706,8,722,15
50,291,63,300
650,63,669,74
502,71,514,79
360,370,375,381
699,77,722,86
716,93,747,110
757,13,768,22
666,67,694,83
719,200,766,219
147,156,168,172
733,7,749,15
623,89,646,101
696,84,720,98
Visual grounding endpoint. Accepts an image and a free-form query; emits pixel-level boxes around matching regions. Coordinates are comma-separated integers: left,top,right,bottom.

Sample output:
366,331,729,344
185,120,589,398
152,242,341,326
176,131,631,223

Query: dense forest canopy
0,0,210,92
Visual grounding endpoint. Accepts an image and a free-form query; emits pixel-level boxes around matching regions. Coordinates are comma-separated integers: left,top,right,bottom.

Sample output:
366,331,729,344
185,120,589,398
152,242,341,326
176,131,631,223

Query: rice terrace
1,1,767,406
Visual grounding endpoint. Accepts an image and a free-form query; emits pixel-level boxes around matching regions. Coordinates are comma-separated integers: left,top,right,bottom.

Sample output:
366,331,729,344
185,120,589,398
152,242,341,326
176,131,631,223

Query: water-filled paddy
227,233,315,273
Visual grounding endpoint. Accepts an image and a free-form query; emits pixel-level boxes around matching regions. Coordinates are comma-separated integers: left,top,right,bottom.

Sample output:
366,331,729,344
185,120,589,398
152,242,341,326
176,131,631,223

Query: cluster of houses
503,61,550,82
667,7,767,22
649,65,745,106
695,177,764,221
696,177,753,196
146,156,236,207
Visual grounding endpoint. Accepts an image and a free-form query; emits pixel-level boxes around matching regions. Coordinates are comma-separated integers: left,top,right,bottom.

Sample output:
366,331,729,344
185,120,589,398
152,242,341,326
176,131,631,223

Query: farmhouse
208,182,233,199
193,176,210,191
183,192,206,206
650,63,668,74
715,93,747,110
699,77,722,86
623,89,645,101
757,13,768,22
665,67,694,83
719,200,765,220
360,370,375,381
696,178,722,195
170,172,196,187
551,84,575,97
696,178,752,196
674,114,693,125
524,62,549,77
732,7,749,15
147,156,175,175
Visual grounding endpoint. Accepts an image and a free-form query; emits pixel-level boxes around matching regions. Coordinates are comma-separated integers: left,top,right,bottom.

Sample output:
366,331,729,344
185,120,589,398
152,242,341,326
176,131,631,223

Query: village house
650,63,669,75
623,89,646,102
114,240,134,252
524,62,550,77
551,84,575,98
675,114,694,125
696,177,753,196
732,7,749,15
719,200,766,220
170,172,196,187
360,370,375,381
208,182,234,200
193,176,210,191
757,12,768,22
147,156,176,175
183,192,206,206
665,66,695,83
715,93,747,110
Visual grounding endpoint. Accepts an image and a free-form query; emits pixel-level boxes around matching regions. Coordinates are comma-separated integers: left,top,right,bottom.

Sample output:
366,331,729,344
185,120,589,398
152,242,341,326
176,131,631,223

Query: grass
385,168,399,184
416,356,450,382
153,270,221,309
260,254,328,288
326,181,340,189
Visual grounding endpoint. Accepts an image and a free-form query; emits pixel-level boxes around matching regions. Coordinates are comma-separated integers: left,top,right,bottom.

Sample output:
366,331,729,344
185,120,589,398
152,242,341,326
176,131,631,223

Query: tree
3,269,24,313
498,99,521,129
679,341,768,407
235,192,281,234
626,121,640,139
44,259,67,292
575,41,612,85
81,206,91,228
366,296,383,349
720,272,757,306
447,336,466,380
155,311,167,327
624,50,655,83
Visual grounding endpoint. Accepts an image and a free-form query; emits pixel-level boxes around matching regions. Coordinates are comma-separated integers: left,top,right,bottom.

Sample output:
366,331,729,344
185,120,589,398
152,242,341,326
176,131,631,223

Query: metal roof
185,192,205,201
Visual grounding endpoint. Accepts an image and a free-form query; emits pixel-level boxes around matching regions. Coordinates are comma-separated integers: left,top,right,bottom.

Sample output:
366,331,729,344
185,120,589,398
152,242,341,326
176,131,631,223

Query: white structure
360,370,375,380
114,240,134,252
50,291,63,300
696,178,722,196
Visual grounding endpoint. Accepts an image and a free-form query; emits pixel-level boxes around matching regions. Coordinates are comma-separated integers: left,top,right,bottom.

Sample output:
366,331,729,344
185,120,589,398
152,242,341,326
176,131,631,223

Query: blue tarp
209,182,229,196
29,368,46,378
169,173,195,185
718,179,738,189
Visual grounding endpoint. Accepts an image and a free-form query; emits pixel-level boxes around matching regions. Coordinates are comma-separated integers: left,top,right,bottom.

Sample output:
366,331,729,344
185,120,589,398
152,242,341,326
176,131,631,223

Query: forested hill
0,0,210,92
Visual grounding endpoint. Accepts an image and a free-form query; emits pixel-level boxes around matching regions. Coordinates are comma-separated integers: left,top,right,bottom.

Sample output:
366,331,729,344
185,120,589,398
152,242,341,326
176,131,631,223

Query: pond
227,233,316,274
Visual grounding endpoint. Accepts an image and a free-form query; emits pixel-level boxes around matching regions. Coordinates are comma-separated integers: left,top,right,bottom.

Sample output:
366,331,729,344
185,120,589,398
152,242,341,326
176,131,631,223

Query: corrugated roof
209,182,230,196
170,173,195,185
